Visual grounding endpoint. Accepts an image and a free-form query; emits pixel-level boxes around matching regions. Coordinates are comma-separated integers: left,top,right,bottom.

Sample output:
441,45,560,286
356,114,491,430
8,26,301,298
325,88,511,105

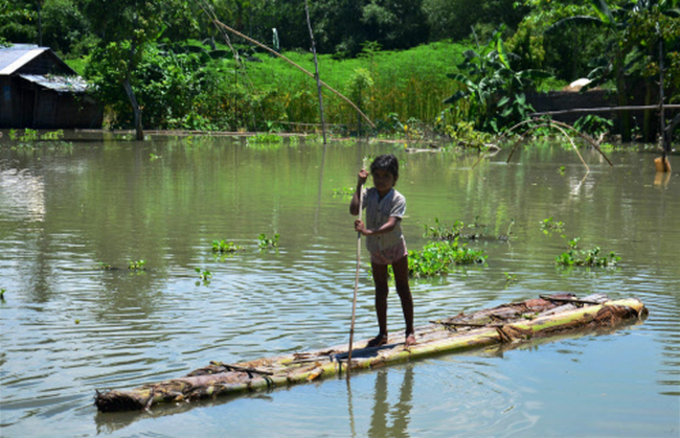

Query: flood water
0,133,678,437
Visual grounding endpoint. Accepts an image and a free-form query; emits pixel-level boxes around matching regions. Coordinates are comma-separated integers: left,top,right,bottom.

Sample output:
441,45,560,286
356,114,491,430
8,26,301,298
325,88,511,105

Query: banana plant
444,26,551,132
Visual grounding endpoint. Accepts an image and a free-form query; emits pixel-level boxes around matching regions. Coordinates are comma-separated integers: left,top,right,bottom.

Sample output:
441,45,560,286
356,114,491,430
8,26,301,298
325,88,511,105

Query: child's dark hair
370,154,399,178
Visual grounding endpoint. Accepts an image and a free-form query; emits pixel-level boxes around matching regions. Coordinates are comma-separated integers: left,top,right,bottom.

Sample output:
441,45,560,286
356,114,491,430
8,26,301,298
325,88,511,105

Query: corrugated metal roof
19,74,90,93
0,44,48,75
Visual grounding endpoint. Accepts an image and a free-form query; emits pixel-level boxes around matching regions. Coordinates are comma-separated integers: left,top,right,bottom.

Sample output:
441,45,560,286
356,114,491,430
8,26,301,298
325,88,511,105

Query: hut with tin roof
0,44,102,129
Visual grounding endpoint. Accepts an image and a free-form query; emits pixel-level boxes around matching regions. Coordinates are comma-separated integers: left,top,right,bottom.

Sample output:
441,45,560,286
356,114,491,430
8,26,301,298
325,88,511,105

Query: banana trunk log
95,294,646,413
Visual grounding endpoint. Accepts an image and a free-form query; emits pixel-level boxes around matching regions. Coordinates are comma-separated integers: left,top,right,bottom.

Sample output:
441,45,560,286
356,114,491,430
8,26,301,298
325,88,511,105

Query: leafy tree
291,0,430,56
42,0,92,55
309,0,365,55
83,0,199,138
423,0,528,42
360,0,430,50
0,0,38,44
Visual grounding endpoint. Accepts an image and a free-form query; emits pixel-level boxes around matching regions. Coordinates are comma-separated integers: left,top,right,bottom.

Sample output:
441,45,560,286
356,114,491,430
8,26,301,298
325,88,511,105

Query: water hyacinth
408,238,486,278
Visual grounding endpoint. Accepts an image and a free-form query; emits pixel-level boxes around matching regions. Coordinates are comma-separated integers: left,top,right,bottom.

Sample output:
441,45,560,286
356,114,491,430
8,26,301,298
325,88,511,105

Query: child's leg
371,262,390,338
392,255,414,340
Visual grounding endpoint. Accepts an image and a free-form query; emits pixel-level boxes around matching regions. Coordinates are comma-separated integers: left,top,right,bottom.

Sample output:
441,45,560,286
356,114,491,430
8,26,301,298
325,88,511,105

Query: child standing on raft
350,154,416,347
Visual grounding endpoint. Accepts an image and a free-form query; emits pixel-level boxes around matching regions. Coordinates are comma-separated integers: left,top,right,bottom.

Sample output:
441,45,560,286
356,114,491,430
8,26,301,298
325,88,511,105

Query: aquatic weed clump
212,240,244,253
408,238,486,278
555,237,621,268
258,233,280,250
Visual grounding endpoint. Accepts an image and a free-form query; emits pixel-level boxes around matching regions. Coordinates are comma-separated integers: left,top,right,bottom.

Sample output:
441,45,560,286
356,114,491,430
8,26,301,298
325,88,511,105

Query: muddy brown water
0,134,678,437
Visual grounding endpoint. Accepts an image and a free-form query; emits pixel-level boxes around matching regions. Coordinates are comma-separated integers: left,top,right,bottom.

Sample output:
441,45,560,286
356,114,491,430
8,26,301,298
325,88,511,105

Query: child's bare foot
405,333,416,346
366,333,388,348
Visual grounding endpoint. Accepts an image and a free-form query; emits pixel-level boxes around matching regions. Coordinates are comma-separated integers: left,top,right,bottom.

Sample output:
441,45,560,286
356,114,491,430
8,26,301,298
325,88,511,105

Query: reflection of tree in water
368,367,414,438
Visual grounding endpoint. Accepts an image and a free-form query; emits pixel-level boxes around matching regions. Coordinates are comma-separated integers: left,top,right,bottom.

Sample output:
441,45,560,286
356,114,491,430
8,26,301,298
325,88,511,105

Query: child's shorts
370,240,408,266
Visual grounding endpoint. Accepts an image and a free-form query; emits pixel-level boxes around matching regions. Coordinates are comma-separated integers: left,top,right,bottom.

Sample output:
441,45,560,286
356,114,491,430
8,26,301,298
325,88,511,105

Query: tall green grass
242,41,470,131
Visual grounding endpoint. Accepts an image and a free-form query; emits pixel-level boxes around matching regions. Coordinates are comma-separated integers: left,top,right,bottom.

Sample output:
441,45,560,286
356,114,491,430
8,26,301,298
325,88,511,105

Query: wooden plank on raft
94,294,647,413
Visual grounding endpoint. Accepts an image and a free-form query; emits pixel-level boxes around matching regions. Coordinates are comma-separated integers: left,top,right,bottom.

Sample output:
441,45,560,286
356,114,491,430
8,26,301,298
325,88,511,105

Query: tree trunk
123,78,144,141
614,44,633,143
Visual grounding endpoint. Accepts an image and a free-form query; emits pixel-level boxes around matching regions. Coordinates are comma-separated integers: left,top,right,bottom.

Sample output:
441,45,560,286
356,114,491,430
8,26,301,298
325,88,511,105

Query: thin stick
538,295,602,306
551,123,590,172
304,0,327,144
529,104,680,117
211,19,376,129
502,118,613,166
505,122,596,171
347,186,364,375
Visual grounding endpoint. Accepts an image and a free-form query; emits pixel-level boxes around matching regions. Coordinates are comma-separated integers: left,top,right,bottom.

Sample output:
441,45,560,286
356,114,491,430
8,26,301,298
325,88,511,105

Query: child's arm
349,169,369,215
355,216,401,236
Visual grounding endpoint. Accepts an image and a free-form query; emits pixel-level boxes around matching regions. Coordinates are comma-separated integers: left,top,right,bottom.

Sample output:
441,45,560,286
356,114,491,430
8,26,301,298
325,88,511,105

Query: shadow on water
367,367,414,438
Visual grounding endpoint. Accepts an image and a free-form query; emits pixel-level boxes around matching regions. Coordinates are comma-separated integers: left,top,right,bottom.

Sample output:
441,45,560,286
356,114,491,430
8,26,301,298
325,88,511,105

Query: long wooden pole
347,186,364,375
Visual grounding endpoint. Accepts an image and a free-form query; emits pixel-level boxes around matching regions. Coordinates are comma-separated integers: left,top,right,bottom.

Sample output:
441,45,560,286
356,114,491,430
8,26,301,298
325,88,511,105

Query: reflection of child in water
349,154,415,347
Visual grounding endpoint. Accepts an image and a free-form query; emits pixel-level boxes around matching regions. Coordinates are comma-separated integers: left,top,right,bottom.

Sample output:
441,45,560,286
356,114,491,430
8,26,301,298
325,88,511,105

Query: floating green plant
150,153,161,161
423,218,465,240
128,260,147,271
195,268,212,286
0,288,5,300
408,238,486,278
248,133,283,144
504,272,517,284
212,240,244,253
8,128,64,142
41,129,64,140
258,233,280,250
21,128,39,141
195,268,212,284
540,217,565,235
423,217,495,241
555,237,621,268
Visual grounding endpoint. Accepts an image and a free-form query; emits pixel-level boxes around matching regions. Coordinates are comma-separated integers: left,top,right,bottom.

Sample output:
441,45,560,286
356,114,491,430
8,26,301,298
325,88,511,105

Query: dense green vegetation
1,0,678,140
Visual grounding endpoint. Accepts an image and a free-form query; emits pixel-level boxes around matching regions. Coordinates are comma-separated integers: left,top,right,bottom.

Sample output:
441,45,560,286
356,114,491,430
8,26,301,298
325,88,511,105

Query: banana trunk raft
95,293,647,413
